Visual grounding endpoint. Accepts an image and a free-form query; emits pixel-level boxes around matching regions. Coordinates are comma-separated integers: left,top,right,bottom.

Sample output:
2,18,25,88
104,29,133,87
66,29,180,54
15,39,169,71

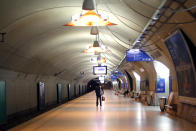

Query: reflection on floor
9,90,196,131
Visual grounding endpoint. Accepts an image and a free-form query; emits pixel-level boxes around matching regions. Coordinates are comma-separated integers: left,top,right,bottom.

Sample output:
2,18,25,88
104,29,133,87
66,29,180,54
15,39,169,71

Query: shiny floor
9,90,196,131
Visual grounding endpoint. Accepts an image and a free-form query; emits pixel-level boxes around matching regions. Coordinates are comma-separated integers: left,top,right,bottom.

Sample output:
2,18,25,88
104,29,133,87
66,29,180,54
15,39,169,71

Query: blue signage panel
110,70,124,80
156,78,165,93
110,75,118,80
126,83,128,89
126,49,153,62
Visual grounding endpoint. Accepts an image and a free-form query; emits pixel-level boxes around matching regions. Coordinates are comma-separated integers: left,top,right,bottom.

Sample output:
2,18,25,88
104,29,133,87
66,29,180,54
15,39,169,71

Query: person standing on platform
95,85,104,106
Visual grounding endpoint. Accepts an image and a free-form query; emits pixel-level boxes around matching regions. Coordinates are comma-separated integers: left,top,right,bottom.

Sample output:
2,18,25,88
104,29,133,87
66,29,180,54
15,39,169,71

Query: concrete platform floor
9,90,196,131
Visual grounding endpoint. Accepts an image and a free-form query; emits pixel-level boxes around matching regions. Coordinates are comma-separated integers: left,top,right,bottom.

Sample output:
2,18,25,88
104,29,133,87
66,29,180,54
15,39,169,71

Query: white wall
133,71,140,93
153,61,170,105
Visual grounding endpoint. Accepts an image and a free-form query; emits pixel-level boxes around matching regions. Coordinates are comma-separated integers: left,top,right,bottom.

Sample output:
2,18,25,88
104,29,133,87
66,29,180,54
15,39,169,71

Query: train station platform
9,90,196,131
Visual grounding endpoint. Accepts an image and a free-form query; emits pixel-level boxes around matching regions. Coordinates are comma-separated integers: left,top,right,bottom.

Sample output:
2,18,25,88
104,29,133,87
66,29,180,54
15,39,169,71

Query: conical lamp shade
93,41,100,47
65,10,116,26
90,26,99,35
82,0,95,10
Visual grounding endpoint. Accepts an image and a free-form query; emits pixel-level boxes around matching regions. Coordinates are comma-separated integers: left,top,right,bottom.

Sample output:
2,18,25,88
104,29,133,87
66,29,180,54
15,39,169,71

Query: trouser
96,96,102,106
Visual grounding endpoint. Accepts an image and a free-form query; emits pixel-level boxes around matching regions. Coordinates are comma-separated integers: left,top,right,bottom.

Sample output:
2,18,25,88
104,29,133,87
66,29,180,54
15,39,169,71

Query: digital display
126,49,153,62
99,76,105,81
93,66,107,75
100,80,104,83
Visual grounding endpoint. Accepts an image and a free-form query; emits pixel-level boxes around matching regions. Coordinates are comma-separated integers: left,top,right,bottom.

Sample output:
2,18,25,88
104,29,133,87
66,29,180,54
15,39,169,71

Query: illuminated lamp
90,26,99,35
90,56,106,63
93,40,99,47
83,41,108,53
82,0,95,10
98,57,106,63
97,54,106,63
65,10,116,26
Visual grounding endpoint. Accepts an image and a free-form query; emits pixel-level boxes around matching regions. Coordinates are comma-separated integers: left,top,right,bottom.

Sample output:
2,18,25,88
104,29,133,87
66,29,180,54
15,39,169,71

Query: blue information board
156,78,165,93
110,70,124,80
110,75,118,80
126,49,153,62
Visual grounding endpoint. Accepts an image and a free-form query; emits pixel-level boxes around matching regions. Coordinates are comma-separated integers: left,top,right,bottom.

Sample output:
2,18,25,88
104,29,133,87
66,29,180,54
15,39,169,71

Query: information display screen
93,66,107,75
99,76,105,81
126,49,153,62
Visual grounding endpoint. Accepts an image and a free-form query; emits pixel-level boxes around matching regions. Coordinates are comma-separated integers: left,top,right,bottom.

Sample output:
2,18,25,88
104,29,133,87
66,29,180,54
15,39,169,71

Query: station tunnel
0,0,196,130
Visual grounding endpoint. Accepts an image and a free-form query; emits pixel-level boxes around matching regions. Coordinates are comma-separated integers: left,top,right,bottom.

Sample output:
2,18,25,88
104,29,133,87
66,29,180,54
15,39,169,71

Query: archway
153,61,170,105
125,70,133,91
133,71,141,93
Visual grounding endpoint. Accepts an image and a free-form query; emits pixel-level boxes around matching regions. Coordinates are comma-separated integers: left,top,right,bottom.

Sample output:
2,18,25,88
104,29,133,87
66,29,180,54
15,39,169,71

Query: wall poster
0,81,6,124
156,78,165,93
165,29,196,98
57,83,62,103
37,82,45,110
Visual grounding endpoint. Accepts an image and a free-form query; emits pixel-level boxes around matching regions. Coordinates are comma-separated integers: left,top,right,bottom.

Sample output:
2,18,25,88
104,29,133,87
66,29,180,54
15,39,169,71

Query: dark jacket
95,86,104,97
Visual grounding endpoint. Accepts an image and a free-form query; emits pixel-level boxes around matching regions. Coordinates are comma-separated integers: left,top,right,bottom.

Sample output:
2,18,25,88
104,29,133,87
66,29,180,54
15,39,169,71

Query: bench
164,92,177,115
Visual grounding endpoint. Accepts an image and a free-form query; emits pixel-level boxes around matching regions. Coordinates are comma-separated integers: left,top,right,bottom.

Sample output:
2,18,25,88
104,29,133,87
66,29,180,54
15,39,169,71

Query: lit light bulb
65,10,116,26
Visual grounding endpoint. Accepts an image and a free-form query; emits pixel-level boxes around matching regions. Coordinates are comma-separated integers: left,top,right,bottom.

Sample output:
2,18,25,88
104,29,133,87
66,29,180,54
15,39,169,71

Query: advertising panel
57,83,62,103
156,78,165,93
0,81,6,124
38,82,45,110
165,30,196,98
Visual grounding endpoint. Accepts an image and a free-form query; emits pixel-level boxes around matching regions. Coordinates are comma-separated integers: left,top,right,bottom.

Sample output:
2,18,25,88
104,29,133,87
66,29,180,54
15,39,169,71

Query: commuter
95,85,104,106
123,89,129,96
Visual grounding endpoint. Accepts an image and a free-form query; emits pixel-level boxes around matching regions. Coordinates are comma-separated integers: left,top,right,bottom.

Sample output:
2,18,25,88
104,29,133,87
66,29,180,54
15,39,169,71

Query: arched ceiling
0,0,165,82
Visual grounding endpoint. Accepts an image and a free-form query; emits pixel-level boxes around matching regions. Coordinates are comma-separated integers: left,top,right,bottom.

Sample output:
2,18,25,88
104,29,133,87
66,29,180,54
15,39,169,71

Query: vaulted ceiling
0,0,166,82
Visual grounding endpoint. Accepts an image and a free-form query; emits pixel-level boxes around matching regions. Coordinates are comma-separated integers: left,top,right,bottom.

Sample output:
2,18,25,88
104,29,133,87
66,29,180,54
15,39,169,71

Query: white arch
133,71,141,93
153,60,170,105
153,61,169,79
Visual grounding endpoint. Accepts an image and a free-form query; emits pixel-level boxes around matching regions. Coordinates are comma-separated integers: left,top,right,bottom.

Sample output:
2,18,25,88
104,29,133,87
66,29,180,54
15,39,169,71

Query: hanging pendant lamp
65,10,116,26
82,0,95,10
90,26,99,35
83,41,108,53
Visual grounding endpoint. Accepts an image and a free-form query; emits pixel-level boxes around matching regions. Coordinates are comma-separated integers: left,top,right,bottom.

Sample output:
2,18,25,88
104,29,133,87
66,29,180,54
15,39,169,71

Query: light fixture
90,26,99,35
140,68,144,72
65,10,116,26
82,0,95,10
83,41,108,53
97,54,106,63
90,55,106,63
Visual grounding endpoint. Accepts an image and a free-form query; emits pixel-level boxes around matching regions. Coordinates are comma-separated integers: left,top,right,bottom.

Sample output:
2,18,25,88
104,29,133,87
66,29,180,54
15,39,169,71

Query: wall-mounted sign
126,49,153,62
156,78,165,93
110,70,124,80
99,76,105,81
93,66,107,75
